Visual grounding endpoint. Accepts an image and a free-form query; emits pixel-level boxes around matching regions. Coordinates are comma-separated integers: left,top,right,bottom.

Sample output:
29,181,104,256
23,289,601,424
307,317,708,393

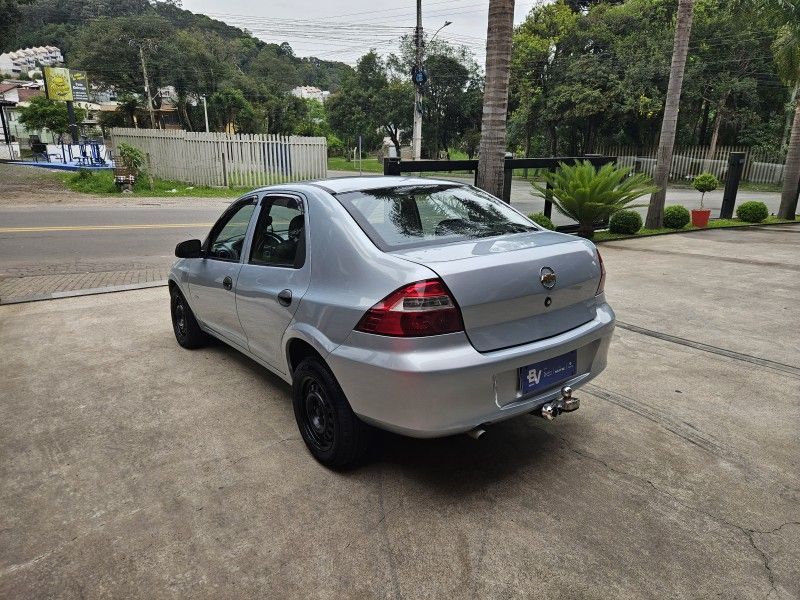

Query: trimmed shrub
528,212,555,230
736,201,769,223
692,172,719,208
663,205,691,229
608,210,643,234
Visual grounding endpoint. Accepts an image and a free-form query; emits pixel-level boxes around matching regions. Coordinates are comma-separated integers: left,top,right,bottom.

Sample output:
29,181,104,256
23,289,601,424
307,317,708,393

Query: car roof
298,175,465,195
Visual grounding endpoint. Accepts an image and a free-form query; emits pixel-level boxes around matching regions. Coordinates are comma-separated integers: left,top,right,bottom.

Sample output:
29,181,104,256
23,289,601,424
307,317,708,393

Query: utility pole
138,44,158,130
411,0,423,160
202,95,209,132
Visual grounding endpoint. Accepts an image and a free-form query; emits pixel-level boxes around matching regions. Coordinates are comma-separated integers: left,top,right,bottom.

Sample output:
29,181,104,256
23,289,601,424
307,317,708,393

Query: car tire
170,287,208,349
292,356,370,469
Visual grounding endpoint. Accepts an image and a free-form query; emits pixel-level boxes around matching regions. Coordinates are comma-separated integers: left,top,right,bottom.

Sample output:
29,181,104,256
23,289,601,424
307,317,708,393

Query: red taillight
596,249,606,295
355,279,464,337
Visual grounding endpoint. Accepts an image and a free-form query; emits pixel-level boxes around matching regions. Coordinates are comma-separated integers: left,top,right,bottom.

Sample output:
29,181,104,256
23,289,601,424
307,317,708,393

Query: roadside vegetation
593,215,797,242
63,170,245,198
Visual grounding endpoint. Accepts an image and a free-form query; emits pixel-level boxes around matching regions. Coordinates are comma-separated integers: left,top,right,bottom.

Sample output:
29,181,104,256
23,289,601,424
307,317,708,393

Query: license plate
519,350,577,395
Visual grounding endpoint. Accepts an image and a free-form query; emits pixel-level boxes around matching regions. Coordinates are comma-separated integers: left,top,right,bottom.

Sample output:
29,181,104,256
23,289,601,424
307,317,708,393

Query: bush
532,160,657,239
736,201,769,223
528,212,555,230
663,205,691,229
608,209,643,234
117,142,145,176
692,172,719,208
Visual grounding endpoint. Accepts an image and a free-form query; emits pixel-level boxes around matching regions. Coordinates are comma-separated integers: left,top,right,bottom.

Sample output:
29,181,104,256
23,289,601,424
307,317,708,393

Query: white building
291,86,330,103
0,46,64,76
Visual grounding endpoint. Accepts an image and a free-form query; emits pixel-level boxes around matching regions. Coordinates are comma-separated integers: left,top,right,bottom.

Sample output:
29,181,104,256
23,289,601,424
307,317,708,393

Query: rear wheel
170,287,208,349
292,356,370,469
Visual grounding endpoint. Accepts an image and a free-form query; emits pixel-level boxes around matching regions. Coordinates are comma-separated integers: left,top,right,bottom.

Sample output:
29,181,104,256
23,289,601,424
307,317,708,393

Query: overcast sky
181,0,539,66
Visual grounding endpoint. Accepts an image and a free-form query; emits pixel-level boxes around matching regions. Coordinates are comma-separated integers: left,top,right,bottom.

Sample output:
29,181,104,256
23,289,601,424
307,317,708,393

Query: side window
207,199,256,261
249,196,306,268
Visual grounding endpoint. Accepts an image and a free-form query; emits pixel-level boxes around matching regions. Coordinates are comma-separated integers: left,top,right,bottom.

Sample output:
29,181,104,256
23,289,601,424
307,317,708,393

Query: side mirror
175,239,202,258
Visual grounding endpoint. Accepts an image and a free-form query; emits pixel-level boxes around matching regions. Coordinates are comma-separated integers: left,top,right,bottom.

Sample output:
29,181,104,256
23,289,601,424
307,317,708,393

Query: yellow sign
44,67,73,101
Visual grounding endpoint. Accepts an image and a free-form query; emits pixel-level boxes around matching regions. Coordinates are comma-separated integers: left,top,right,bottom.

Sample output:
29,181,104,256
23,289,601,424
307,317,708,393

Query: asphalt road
0,203,229,273
0,176,783,302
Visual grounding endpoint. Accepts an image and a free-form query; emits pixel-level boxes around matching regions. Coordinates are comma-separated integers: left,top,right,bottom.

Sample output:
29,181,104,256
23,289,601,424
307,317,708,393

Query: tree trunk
778,96,800,220
697,98,709,144
476,0,515,198
703,92,728,173
645,0,695,229
782,82,800,154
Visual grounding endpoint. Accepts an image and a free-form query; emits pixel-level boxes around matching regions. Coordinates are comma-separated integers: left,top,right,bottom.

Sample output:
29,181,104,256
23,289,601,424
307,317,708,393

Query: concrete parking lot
1,227,798,599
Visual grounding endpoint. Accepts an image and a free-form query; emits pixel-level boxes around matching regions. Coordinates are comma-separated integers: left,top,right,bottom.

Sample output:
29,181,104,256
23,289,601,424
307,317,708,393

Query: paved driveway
1,228,798,599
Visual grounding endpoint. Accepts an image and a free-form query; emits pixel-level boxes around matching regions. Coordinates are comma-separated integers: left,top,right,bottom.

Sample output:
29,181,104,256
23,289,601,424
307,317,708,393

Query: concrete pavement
1,228,797,598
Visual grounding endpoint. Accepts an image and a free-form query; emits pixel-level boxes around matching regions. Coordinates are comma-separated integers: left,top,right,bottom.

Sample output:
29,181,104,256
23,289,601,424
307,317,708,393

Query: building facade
0,47,64,77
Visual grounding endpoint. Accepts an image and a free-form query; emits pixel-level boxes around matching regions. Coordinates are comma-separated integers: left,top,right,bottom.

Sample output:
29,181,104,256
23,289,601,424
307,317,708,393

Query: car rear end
325,182,615,437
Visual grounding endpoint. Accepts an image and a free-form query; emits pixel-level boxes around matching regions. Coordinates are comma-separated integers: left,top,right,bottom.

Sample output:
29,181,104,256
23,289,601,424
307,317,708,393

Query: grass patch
328,157,384,173
593,215,797,242
63,170,249,198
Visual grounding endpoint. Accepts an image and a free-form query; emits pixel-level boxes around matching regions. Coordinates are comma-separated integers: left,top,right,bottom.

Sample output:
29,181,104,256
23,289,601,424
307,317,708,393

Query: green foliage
693,172,720,208
508,0,783,155
532,161,657,239
693,172,719,194
117,143,145,176
663,205,691,229
736,201,769,223
528,212,556,230
63,170,246,197
18,96,87,140
608,209,643,234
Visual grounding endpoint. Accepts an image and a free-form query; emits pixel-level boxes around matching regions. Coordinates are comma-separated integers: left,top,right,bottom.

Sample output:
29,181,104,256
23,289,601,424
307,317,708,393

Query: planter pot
691,208,711,228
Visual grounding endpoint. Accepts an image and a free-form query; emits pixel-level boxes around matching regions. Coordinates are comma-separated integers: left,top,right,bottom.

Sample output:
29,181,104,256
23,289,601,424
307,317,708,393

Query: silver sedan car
169,177,614,468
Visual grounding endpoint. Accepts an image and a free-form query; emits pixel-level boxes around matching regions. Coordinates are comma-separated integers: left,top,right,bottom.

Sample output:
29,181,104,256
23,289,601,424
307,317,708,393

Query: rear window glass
336,185,539,250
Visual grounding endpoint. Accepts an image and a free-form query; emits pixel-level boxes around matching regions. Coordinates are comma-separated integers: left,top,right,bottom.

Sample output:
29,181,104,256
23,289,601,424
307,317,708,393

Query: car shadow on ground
201,337,566,495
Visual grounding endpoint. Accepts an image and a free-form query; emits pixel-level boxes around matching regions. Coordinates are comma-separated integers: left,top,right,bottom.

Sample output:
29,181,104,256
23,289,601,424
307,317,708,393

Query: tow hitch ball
537,386,580,421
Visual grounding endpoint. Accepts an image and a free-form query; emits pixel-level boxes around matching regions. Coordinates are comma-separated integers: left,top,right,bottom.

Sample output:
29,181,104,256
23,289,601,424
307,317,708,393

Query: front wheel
292,356,370,469
170,287,208,349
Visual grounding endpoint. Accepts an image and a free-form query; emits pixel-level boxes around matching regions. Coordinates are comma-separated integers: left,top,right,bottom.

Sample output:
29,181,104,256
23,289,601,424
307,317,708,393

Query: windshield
336,184,539,251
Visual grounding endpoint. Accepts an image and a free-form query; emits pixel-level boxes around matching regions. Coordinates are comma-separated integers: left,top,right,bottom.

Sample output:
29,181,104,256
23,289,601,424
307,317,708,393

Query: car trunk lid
392,231,602,352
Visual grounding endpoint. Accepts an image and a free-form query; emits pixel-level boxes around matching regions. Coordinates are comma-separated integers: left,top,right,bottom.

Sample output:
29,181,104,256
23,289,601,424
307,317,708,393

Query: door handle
277,289,292,307
222,276,233,291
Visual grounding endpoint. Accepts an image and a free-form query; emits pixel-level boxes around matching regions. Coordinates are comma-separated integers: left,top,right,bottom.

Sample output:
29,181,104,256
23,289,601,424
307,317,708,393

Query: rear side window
336,185,538,251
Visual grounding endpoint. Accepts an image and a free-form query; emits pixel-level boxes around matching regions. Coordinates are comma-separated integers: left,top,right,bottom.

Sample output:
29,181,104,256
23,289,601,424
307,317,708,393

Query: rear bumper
327,301,615,438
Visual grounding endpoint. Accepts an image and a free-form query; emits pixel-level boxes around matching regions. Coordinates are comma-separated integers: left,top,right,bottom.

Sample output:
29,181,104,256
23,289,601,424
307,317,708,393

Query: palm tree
645,0,695,229
772,10,800,219
476,0,515,199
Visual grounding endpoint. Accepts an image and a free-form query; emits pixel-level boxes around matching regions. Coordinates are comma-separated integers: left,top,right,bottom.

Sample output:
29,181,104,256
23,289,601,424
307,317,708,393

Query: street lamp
429,20,452,47
411,20,452,161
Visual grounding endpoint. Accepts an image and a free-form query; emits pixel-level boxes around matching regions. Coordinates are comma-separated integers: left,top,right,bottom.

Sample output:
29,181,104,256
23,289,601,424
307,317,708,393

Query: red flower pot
691,208,711,228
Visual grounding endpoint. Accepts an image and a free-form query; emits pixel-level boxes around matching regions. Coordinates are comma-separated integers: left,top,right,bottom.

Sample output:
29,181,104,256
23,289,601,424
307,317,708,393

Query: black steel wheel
292,356,370,469
170,287,208,349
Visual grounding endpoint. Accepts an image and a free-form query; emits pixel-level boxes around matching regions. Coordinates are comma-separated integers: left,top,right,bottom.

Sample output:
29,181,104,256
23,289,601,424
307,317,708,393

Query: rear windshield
336,184,539,250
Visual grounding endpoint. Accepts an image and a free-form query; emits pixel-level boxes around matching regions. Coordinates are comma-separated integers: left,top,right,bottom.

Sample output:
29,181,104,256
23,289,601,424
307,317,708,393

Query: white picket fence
109,128,327,187
596,145,785,185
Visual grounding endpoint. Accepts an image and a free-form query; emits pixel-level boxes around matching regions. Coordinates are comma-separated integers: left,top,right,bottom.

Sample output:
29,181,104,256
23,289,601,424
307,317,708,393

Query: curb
594,218,800,243
0,280,168,306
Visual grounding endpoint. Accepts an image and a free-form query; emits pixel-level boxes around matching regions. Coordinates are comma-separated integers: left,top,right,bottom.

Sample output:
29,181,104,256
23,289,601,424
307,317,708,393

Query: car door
235,193,311,372
187,196,257,348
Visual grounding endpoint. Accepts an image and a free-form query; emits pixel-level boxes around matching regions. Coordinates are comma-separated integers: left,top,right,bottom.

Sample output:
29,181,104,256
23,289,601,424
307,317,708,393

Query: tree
18,96,87,141
477,0,515,197
770,0,800,219
645,0,695,229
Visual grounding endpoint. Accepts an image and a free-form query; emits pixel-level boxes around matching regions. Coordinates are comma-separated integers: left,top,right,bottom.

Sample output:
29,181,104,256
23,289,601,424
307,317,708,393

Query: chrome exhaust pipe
466,427,486,440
